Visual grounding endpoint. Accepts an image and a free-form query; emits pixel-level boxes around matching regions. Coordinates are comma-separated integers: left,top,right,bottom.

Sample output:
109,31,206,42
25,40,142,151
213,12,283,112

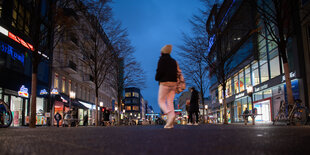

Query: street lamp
219,99,223,104
100,101,103,107
246,85,255,125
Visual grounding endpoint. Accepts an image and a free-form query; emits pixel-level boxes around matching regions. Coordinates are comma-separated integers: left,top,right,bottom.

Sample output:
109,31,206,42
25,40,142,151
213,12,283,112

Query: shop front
252,76,301,122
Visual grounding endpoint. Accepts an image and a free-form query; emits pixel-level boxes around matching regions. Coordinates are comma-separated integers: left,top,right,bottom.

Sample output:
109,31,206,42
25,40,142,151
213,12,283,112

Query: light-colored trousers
158,84,176,115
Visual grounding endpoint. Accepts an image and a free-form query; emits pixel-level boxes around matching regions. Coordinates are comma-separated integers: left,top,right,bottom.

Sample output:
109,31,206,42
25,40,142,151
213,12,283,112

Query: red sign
8,32,34,51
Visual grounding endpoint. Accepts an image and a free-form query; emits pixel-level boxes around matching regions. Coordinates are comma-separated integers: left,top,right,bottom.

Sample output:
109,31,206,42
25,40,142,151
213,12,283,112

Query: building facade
124,87,145,119
51,0,115,126
207,0,308,123
0,0,52,126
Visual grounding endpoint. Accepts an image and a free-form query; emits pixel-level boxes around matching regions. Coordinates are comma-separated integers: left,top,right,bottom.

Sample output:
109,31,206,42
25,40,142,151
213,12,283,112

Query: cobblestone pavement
0,124,310,155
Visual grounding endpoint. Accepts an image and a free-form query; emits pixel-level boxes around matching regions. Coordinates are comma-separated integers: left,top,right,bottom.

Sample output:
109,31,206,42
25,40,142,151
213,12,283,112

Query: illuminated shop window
239,70,245,92
234,74,239,94
245,66,251,88
270,55,281,79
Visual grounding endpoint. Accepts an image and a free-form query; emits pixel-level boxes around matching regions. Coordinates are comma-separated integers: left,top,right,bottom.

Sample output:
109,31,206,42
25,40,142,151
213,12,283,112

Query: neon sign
51,88,59,95
40,89,48,95
0,25,49,59
0,41,25,65
18,85,29,98
8,32,34,51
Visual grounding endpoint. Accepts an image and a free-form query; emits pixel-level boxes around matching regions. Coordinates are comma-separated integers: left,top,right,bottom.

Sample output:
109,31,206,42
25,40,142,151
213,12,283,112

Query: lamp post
246,85,255,125
205,105,208,123
69,91,76,126
219,99,223,123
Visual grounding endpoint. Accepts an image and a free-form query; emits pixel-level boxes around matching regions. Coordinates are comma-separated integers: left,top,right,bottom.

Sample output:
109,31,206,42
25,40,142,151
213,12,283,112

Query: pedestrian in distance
188,87,199,125
243,108,250,125
83,114,88,126
54,112,62,127
186,100,190,124
155,44,178,129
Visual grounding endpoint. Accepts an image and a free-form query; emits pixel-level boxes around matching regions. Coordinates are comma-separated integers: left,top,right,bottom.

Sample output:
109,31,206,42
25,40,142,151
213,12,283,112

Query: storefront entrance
254,99,271,122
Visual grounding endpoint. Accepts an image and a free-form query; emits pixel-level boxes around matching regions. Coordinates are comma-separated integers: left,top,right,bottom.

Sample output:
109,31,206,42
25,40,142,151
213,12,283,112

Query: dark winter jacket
54,113,62,121
190,90,199,112
155,54,177,82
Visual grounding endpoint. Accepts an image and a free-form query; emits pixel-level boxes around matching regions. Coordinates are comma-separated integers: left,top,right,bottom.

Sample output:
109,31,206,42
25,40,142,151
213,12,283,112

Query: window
260,56,269,83
245,66,251,88
0,1,2,18
263,89,272,98
125,92,131,97
12,0,31,35
234,74,239,94
62,77,66,93
133,92,139,97
68,80,72,93
132,106,139,111
239,70,245,92
270,56,281,79
54,73,59,88
218,86,223,99
251,62,259,86
226,79,232,97
126,106,131,111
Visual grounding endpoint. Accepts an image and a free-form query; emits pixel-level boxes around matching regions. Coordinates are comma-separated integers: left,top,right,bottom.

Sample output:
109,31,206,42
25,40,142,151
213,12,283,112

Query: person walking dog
156,45,184,129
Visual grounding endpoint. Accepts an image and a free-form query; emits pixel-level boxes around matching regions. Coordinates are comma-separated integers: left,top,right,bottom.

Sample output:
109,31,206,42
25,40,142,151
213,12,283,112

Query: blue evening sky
111,0,204,112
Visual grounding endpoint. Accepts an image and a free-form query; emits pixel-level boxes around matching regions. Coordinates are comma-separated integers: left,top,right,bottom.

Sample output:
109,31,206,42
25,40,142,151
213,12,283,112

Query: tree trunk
201,92,205,123
283,63,294,105
29,72,38,128
95,87,99,126
223,97,228,124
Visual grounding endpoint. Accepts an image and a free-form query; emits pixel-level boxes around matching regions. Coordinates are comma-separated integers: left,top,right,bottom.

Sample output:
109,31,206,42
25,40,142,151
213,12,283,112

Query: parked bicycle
273,99,309,125
0,99,12,128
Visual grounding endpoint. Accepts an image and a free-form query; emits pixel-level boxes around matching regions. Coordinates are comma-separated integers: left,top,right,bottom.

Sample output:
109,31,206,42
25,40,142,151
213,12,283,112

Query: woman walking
155,45,178,129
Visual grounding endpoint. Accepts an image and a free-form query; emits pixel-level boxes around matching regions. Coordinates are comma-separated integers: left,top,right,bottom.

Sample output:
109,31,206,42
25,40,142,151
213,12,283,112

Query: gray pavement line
13,135,106,153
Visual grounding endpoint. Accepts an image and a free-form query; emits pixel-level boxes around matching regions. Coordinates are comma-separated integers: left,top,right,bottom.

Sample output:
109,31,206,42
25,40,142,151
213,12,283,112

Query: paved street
1,124,310,155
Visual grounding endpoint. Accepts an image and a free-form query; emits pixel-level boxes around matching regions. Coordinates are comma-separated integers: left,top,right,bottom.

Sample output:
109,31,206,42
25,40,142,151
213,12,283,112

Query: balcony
63,61,77,74
62,35,79,50
83,74,94,84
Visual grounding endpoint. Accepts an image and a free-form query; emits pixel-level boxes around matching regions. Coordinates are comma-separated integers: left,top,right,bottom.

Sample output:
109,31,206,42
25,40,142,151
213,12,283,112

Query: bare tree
74,0,113,126
104,20,146,125
178,34,209,123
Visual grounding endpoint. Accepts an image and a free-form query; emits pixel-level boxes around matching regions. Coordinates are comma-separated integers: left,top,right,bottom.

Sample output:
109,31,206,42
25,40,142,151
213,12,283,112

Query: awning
55,93,88,109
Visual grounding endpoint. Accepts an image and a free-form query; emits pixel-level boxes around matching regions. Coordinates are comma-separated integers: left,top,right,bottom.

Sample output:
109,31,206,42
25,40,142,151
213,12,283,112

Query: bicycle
273,99,309,125
0,99,13,128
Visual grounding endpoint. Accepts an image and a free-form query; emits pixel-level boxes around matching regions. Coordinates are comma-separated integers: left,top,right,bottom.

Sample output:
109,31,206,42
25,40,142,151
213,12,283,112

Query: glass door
10,96,23,127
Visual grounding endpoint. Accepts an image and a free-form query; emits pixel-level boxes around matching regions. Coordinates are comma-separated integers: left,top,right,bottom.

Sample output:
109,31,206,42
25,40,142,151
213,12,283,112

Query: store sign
254,84,268,93
18,85,29,98
8,32,34,51
235,92,245,99
0,41,25,65
281,72,296,82
0,25,8,36
40,89,48,95
51,88,59,95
